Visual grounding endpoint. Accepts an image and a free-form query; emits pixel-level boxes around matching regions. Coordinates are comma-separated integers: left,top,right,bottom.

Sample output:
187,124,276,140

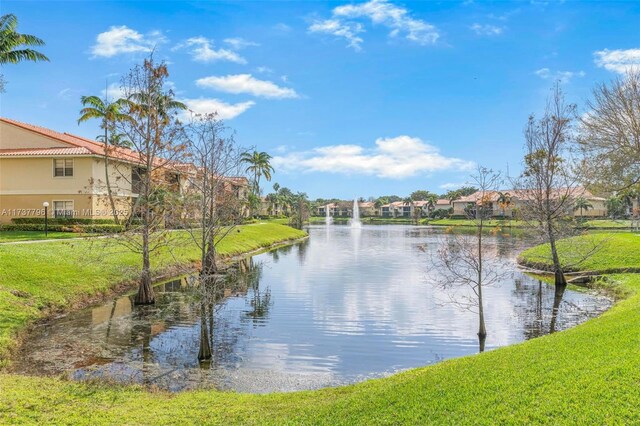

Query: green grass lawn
519,232,640,272
581,219,633,229
1,229,640,424
0,222,306,364
0,230,90,242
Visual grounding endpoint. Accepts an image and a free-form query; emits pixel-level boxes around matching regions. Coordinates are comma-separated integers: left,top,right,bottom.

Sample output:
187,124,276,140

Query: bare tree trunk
477,218,487,340
198,302,212,361
548,224,567,287
135,225,155,305
202,233,217,277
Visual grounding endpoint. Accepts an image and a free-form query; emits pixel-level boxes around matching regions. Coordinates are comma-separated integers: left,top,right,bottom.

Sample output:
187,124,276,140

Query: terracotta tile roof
1,117,143,164
0,147,92,156
436,199,451,205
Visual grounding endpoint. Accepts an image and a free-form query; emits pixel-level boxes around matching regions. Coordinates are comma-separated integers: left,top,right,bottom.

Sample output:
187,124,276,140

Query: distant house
434,199,452,211
451,188,607,218
0,117,249,223
357,201,376,217
380,201,412,218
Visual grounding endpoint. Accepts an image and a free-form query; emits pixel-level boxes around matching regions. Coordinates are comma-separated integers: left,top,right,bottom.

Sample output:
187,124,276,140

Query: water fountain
325,204,333,225
351,199,362,228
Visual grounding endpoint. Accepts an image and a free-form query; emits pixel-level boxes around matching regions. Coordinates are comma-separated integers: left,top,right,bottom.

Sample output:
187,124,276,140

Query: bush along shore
0,231,637,423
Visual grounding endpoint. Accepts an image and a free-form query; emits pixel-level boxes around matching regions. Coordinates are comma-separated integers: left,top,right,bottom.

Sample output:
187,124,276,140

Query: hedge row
1,224,124,233
11,217,116,225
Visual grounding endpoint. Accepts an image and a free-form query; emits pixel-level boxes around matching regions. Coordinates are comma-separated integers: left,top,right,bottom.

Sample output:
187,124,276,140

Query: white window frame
53,158,74,178
53,200,75,218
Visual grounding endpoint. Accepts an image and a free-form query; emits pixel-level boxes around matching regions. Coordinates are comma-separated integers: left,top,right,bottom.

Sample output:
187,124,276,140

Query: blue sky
2,0,640,199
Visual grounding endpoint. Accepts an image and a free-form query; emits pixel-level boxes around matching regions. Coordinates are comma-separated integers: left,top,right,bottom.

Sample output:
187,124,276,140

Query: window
53,201,74,218
53,159,74,177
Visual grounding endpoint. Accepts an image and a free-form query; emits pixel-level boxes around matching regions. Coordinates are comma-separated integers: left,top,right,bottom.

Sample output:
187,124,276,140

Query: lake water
11,225,612,393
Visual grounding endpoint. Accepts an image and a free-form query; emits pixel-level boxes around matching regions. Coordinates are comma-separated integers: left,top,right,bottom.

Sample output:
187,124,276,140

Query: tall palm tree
0,13,49,91
78,96,133,225
241,151,274,196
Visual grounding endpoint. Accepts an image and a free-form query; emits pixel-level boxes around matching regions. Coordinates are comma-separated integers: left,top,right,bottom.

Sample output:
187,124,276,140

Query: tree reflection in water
512,278,568,339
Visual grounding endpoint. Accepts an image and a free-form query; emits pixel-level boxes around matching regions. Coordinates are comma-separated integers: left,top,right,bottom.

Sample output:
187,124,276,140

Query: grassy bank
0,223,306,363
519,232,640,273
1,231,639,424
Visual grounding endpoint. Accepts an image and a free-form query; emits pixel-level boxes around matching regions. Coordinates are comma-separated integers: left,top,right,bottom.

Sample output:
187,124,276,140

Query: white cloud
534,67,585,82
196,74,299,99
101,82,126,100
181,98,255,120
470,23,504,36
57,88,77,100
309,19,365,51
174,36,246,64
272,136,473,178
440,182,469,190
309,0,438,50
256,66,274,74
223,37,259,50
91,26,164,58
594,48,640,74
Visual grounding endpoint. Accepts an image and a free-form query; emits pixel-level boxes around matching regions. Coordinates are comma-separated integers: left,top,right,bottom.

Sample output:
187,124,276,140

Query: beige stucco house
0,118,249,224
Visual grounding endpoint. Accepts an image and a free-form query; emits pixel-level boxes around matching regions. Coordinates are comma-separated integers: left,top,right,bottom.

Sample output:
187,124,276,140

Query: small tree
180,112,246,279
428,166,508,351
513,84,579,288
288,192,310,229
115,56,187,305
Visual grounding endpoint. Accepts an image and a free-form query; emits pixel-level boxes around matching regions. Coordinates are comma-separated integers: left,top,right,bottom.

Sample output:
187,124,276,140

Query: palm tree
0,14,49,92
241,151,274,196
78,96,135,225
426,194,438,217
573,197,593,220
402,196,414,219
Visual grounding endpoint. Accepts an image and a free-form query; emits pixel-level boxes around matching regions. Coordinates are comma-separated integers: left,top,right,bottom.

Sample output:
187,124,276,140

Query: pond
11,225,612,393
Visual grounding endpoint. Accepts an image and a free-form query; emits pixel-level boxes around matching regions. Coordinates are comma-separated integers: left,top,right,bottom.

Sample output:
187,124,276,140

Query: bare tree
579,68,640,218
180,113,247,280
114,56,187,305
513,84,581,288
428,166,508,351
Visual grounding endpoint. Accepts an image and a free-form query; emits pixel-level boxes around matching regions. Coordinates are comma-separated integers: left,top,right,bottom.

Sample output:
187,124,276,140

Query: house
380,201,413,218
451,188,607,218
357,201,376,217
434,199,452,211
0,117,248,224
